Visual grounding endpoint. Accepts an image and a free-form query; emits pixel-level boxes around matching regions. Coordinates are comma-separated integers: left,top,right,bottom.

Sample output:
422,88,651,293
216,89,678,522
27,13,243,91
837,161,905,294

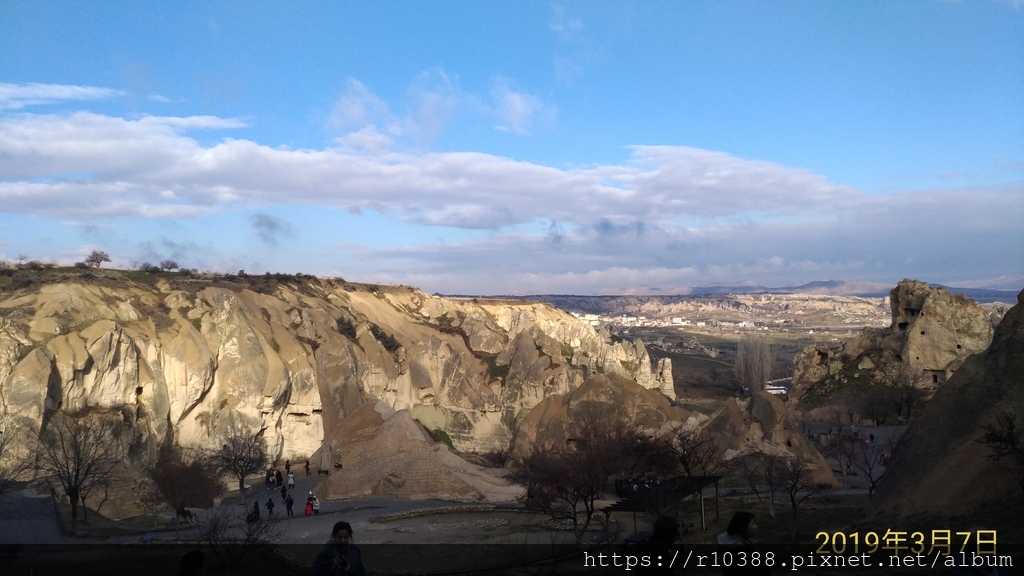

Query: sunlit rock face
1,272,858,511
791,279,994,404
0,275,672,469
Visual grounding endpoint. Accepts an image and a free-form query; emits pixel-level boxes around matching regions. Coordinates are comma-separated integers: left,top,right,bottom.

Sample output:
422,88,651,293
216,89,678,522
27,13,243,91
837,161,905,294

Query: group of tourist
256,459,319,519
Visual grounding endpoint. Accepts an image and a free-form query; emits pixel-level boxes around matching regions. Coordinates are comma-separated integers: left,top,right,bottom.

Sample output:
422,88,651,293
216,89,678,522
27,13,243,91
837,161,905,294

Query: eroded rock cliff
791,279,994,405
0,273,673,468
874,289,1024,515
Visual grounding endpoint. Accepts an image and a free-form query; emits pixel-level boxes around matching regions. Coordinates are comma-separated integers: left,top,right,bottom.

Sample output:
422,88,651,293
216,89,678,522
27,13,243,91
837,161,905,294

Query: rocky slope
873,289,1024,515
790,279,994,404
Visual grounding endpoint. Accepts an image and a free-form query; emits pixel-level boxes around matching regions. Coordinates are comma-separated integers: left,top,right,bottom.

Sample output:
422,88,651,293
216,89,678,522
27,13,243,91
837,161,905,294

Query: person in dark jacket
176,549,205,576
638,515,684,574
311,520,366,576
716,511,769,575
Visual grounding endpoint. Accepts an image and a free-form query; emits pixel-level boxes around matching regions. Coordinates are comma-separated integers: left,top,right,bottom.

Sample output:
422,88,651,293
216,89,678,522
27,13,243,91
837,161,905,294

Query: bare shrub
194,505,283,571
978,410,1024,492
0,416,30,496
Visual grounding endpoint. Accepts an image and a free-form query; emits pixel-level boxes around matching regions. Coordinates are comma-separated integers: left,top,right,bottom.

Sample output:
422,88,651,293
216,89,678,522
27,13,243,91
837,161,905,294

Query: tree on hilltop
84,250,111,268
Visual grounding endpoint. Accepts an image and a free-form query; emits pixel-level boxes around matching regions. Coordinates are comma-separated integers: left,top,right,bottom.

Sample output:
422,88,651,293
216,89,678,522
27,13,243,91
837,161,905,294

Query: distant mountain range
586,279,1022,304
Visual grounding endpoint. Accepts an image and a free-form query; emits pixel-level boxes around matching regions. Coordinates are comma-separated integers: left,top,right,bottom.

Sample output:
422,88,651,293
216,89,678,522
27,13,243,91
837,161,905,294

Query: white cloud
335,126,395,154
329,71,554,146
0,82,125,110
548,4,584,36
402,68,466,143
0,110,1002,230
2,108,1020,293
329,79,392,133
344,182,1023,294
491,78,554,135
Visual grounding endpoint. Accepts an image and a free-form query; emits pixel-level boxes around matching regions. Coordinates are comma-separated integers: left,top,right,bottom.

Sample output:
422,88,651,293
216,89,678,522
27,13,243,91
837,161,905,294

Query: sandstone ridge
0,273,673,508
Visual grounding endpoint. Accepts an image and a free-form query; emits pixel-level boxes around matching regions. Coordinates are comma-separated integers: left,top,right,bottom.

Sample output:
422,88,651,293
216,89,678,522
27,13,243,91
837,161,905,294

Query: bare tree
776,453,824,541
823,431,858,477
151,445,223,527
159,260,179,271
36,410,127,535
670,426,728,518
739,445,786,519
671,427,726,477
83,250,111,268
777,453,818,513
509,401,647,545
882,363,921,422
978,411,1024,492
77,475,111,523
849,431,899,498
0,416,30,496
859,385,893,426
735,334,772,393
212,429,268,500
134,475,168,528
195,505,283,571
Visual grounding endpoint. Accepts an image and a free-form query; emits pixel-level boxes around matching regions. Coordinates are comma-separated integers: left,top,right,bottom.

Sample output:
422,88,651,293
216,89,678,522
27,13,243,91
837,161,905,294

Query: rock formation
873,289,1024,515
510,373,689,461
0,272,675,512
1,270,841,514
695,392,836,487
791,279,994,405
510,376,836,488
317,400,521,502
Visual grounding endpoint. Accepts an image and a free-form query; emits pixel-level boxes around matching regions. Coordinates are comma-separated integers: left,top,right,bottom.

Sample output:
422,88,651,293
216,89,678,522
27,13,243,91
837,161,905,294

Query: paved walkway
0,471,530,547
0,487,71,544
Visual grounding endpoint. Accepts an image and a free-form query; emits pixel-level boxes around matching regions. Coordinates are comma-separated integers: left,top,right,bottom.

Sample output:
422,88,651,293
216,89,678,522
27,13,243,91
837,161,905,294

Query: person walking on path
312,495,320,515
275,469,283,486
287,471,296,489
265,498,275,518
305,460,311,476
285,459,291,474
281,484,288,502
285,494,295,517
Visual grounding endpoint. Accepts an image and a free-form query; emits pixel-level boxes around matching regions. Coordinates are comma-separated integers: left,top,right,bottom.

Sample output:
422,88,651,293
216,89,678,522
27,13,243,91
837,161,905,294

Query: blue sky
1,1,1022,295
